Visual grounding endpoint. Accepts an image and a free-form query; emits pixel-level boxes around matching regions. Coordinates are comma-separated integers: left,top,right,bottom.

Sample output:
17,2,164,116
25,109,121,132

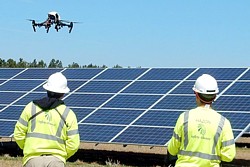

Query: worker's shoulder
57,105,76,116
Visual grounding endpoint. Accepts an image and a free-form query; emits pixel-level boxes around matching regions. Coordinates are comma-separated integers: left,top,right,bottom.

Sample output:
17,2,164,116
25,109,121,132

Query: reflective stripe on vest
67,129,79,136
212,115,225,154
31,103,37,132
222,139,235,147
179,150,220,161
173,131,181,142
56,107,70,137
26,132,65,145
18,117,28,127
183,111,189,149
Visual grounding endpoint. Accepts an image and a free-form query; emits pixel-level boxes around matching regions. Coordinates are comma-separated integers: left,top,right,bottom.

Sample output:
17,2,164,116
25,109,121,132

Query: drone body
28,12,75,33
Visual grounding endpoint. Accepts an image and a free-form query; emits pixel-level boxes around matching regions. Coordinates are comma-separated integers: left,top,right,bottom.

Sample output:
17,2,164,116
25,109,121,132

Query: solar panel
223,82,250,95
83,109,144,125
0,106,23,120
103,94,162,109
187,68,246,80
0,68,249,147
95,68,147,80
0,92,25,104
134,110,182,127
77,81,130,93
62,68,104,79
0,80,44,91
15,68,62,79
0,69,24,79
78,124,125,142
112,127,173,145
122,81,179,94
139,68,195,80
0,120,16,137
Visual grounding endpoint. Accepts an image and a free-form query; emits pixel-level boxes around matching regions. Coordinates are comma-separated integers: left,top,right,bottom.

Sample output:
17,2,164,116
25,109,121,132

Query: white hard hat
192,74,219,94
43,72,70,93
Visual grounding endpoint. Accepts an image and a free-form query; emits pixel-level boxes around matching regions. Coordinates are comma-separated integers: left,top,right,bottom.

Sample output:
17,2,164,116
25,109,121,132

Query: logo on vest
45,112,52,122
198,123,206,135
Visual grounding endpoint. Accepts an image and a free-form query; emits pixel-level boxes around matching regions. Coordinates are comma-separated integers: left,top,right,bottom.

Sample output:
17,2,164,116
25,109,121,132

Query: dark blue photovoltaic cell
71,108,95,121
83,109,144,124
15,69,62,79
63,69,104,79
0,121,16,136
139,68,195,80
214,96,250,112
220,112,250,129
34,81,85,92
0,80,6,84
153,95,196,110
0,106,5,111
188,68,246,80
0,80,43,91
113,127,173,145
169,81,194,94
0,92,25,104
95,68,148,80
134,110,182,127
104,94,162,109
239,70,250,80
64,94,113,107
0,69,24,79
171,81,231,94
78,124,124,142
0,106,23,120
223,82,250,95
77,81,130,93
14,93,46,105
122,81,179,94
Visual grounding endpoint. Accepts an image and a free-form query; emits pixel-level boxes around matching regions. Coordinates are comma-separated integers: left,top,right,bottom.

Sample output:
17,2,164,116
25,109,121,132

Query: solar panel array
0,68,249,146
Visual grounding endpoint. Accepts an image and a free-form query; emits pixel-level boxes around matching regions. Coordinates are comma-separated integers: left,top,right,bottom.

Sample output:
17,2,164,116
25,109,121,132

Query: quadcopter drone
28,11,78,33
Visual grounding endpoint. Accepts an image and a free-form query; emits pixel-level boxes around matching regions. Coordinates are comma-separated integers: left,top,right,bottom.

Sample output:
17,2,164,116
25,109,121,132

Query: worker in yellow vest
14,72,80,167
167,74,236,167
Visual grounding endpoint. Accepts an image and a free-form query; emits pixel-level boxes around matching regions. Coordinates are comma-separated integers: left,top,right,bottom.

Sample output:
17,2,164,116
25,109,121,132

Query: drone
28,11,78,33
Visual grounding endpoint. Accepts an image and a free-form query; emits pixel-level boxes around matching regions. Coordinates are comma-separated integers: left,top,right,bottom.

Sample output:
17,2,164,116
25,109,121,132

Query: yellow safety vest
168,106,236,167
14,102,80,165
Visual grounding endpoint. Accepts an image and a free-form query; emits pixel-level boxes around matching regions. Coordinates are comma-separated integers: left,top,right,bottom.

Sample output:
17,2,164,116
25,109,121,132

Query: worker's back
168,106,236,167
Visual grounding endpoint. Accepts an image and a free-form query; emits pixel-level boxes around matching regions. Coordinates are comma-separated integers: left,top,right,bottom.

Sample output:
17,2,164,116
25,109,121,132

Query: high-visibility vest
168,106,236,167
14,102,80,165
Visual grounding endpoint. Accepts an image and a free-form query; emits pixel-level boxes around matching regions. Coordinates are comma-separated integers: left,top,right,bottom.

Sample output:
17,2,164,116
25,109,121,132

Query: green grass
0,155,130,167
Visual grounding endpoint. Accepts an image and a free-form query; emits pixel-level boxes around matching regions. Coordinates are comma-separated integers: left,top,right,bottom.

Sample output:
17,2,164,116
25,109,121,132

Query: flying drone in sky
28,11,78,33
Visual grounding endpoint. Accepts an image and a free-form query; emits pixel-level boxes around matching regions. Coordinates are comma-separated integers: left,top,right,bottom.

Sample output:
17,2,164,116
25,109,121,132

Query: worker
14,72,80,167
167,74,236,167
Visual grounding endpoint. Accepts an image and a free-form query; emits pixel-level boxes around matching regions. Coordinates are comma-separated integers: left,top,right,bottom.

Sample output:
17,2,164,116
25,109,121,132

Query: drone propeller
61,20,81,24
27,19,37,32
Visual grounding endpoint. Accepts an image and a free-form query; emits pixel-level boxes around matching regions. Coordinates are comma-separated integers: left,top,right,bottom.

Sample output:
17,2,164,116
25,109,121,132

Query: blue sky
1,0,250,68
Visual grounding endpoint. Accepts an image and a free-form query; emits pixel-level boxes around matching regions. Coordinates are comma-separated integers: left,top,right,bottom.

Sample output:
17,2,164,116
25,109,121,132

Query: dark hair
198,93,216,103
47,91,64,99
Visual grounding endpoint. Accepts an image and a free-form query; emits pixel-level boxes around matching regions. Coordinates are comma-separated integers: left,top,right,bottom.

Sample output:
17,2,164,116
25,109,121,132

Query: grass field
0,154,130,167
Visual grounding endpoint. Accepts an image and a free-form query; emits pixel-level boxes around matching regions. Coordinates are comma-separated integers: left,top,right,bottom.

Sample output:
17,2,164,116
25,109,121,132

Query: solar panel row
0,68,249,146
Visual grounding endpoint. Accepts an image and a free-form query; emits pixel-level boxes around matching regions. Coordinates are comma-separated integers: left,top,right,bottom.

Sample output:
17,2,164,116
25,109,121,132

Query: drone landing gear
69,22,73,33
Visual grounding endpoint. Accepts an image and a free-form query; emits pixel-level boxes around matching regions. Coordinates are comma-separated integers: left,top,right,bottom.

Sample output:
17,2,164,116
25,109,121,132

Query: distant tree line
0,58,123,68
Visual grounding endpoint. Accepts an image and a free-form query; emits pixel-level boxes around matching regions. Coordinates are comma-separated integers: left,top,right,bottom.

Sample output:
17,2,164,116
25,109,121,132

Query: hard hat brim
43,84,70,94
